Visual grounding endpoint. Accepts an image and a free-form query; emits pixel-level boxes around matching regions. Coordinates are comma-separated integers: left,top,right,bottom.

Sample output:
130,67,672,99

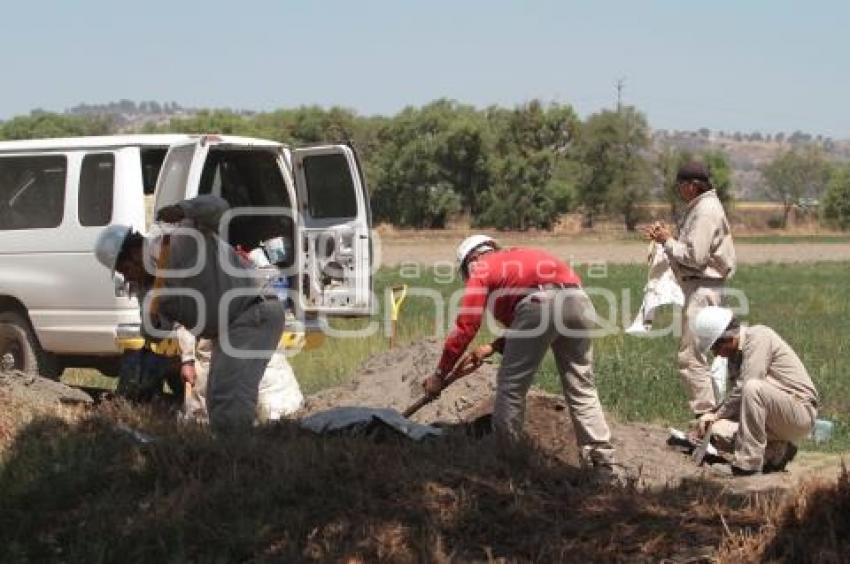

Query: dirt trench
302,338,845,494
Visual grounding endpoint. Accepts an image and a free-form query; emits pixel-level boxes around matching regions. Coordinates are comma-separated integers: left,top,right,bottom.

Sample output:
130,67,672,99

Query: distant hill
652,129,850,200
61,100,254,132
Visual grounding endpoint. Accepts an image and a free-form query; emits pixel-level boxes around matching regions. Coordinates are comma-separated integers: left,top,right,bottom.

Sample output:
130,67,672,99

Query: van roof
0,134,284,153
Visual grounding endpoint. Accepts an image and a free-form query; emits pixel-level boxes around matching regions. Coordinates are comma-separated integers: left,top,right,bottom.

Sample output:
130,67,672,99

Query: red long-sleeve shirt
437,247,582,374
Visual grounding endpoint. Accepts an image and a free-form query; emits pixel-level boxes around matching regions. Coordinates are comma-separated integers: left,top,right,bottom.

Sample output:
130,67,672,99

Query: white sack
256,350,304,422
626,242,685,335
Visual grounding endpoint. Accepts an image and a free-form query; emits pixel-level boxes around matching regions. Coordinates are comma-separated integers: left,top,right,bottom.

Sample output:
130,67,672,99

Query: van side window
0,155,67,230
78,153,115,227
303,153,357,219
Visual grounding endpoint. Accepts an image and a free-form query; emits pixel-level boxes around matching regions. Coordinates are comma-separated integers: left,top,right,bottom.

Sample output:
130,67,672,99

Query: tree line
1,101,849,230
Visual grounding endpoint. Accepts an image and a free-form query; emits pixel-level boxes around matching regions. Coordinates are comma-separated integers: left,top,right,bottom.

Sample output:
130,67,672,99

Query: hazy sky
3,0,848,137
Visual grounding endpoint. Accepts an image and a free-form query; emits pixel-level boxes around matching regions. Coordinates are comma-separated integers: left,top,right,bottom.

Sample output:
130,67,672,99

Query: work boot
762,442,798,473
590,462,629,487
580,446,627,487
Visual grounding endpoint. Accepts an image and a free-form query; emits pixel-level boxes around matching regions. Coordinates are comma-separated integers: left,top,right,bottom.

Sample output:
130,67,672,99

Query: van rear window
198,149,293,248
303,153,357,219
78,153,115,226
0,155,66,230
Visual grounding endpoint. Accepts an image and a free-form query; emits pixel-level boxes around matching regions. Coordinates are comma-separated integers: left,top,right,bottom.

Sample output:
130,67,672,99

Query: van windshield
198,149,294,251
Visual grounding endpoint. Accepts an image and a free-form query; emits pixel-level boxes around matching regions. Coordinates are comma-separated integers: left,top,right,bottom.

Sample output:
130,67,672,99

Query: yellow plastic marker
278,330,325,351
115,337,181,356
389,284,408,348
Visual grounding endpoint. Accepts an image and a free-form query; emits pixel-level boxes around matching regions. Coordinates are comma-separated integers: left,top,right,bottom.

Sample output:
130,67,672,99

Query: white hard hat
94,224,132,273
456,234,496,272
693,306,734,354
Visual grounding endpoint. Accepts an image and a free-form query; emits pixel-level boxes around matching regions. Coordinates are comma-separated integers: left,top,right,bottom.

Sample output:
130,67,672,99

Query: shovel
692,423,714,466
402,354,481,418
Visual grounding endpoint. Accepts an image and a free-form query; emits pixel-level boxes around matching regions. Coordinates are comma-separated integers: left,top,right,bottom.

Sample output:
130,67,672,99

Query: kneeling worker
423,235,617,472
693,307,818,475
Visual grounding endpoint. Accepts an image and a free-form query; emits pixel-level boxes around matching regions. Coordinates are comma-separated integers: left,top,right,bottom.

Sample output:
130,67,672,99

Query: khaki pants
679,279,723,415
206,299,285,432
493,288,615,465
734,379,815,471
183,338,213,423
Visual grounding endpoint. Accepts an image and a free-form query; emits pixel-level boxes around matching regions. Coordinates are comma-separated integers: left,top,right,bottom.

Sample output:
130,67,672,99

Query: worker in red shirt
423,235,618,473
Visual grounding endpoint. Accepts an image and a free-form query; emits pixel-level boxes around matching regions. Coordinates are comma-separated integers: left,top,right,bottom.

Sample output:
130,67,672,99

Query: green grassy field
62,262,849,450
286,262,850,451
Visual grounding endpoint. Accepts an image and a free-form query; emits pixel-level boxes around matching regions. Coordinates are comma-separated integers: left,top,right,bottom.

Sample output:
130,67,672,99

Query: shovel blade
692,424,713,465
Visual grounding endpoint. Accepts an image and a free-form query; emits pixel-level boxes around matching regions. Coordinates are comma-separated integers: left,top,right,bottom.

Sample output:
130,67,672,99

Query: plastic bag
256,351,304,422
626,243,685,335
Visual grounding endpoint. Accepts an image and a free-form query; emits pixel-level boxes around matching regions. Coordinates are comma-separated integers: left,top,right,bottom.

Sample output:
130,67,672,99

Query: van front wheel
0,311,61,380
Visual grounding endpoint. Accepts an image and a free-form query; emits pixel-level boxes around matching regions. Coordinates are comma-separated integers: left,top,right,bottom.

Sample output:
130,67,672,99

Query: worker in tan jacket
693,307,818,475
646,161,736,415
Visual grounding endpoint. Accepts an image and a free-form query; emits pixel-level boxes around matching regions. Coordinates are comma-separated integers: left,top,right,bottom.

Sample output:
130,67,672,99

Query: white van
0,134,372,378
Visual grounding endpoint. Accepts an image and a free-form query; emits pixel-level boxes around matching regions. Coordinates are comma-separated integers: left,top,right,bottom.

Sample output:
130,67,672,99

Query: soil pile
302,337,498,424
0,369,93,408
302,338,845,493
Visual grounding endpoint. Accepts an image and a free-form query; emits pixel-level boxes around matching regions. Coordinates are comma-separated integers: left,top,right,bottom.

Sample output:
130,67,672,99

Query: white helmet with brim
95,224,133,274
456,234,496,278
693,306,734,354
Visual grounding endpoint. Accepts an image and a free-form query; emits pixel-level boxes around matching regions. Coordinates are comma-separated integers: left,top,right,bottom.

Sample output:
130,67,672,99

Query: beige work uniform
717,325,818,471
663,190,735,414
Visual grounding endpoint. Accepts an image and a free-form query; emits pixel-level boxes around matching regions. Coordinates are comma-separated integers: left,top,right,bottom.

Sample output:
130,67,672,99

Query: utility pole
616,77,625,113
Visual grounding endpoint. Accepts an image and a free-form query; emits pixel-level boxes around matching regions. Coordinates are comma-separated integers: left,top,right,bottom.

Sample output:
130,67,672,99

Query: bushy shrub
822,166,850,230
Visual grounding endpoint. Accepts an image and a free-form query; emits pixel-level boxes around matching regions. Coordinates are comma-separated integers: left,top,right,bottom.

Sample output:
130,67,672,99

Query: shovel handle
402,354,480,418
402,395,433,418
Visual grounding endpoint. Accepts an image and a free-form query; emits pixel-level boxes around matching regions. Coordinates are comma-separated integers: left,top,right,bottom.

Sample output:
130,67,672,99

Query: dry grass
1,398,847,563
717,465,850,563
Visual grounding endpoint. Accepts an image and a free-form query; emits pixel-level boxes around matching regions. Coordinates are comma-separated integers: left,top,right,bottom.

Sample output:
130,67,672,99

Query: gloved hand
422,370,444,397
156,204,185,224
697,412,718,437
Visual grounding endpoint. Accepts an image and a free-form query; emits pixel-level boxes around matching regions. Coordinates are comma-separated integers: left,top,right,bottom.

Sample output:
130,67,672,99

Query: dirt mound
302,337,498,424
0,369,93,408
303,339,845,493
